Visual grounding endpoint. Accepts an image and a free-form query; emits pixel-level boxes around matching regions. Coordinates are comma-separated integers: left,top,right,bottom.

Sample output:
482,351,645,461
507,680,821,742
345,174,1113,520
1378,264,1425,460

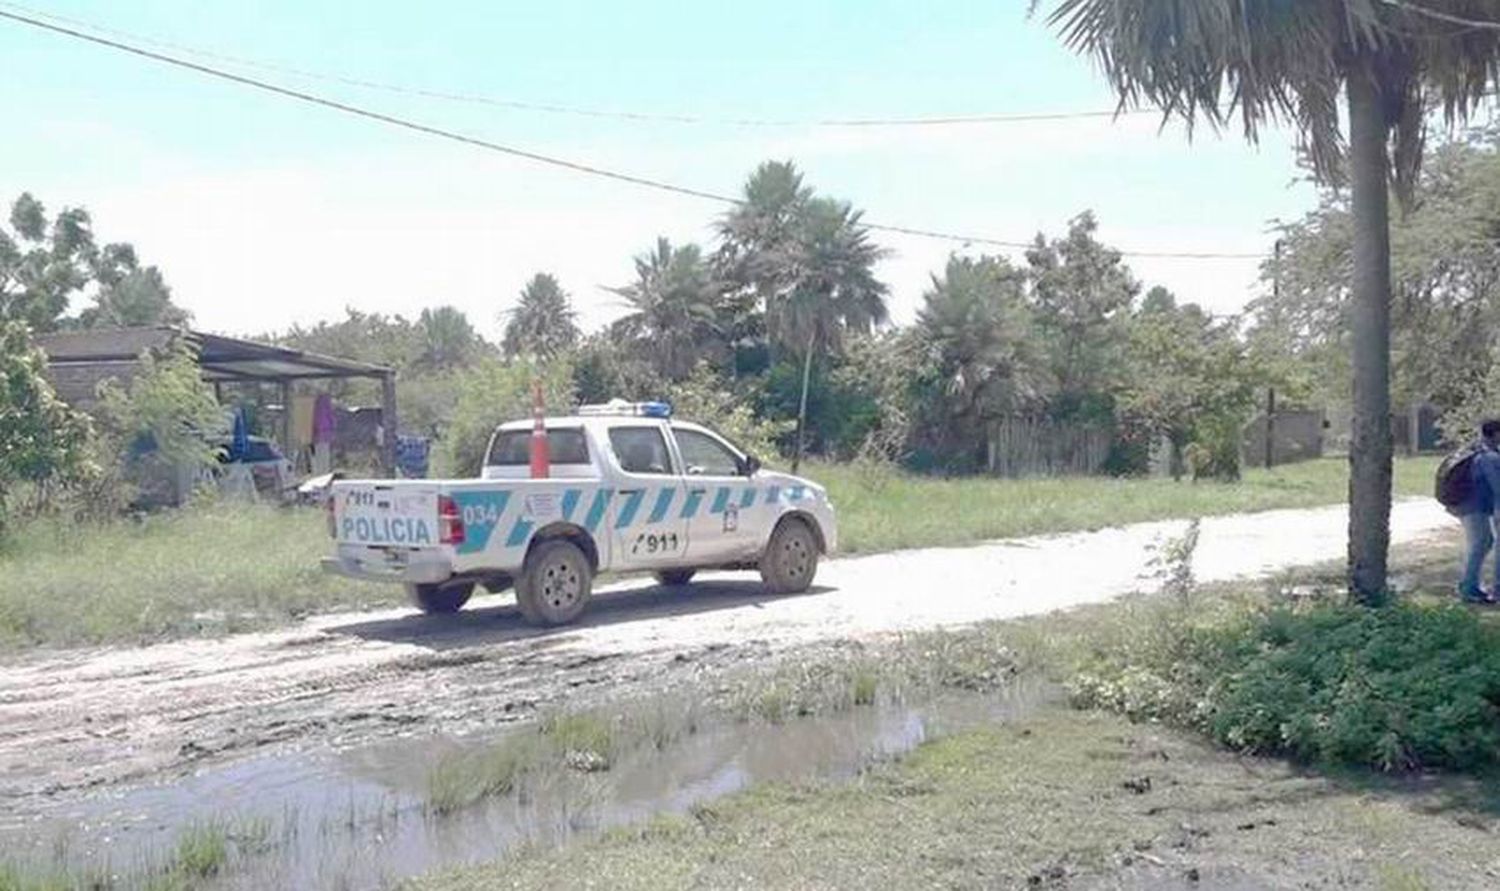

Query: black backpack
1436,445,1482,509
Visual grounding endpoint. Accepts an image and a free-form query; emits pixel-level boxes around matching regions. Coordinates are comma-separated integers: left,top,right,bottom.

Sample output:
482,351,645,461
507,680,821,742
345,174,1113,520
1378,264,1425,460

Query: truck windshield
485,429,590,466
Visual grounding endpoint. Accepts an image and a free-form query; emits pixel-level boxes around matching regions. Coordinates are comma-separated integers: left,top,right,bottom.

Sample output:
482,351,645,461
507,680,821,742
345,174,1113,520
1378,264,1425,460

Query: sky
1,0,1323,341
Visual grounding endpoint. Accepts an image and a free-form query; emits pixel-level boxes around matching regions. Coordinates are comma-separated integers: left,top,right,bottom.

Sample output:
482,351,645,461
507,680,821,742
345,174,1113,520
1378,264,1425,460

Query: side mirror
743,454,762,476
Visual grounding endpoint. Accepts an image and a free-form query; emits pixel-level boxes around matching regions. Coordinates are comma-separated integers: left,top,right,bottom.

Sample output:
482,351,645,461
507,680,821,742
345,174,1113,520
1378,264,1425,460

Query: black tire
407,580,475,614
759,518,819,594
515,539,593,626
653,569,697,587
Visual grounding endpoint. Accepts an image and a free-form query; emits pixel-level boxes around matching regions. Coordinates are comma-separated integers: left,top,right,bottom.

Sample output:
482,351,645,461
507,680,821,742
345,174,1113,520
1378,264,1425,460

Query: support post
279,380,293,461
381,372,397,477
1264,388,1276,469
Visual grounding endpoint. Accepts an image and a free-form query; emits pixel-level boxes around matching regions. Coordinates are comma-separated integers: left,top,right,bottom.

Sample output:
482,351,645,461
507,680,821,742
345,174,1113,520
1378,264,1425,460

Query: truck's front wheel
407,580,475,614
516,540,593,626
759,518,819,594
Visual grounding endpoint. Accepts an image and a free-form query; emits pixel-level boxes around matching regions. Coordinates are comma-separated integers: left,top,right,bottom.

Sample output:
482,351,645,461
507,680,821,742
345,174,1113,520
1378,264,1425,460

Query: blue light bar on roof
578,400,673,418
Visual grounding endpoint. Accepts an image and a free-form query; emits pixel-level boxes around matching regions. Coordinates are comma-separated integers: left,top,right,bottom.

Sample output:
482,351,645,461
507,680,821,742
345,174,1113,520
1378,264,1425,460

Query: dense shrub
1071,602,1500,772
0,321,97,529
434,358,576,478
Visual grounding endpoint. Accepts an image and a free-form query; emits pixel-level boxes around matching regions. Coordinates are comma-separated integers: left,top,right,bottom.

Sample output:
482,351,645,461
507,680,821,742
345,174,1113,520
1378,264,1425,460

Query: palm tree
916,255,1047,456
503,273,580,360
777,197,890,471
1039,0,1500,603
608,237,724,382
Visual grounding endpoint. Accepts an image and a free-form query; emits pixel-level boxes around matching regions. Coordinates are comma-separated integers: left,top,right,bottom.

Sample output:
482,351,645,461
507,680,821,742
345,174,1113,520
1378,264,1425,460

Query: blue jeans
1460,512,1497,595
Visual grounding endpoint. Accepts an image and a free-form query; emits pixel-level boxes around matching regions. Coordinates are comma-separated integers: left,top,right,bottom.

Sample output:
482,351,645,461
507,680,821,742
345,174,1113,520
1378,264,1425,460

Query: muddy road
0,500,1452,808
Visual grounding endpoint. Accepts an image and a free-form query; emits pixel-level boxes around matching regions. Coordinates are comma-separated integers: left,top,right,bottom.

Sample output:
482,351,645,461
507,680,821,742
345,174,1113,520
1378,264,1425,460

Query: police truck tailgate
333,482,442,548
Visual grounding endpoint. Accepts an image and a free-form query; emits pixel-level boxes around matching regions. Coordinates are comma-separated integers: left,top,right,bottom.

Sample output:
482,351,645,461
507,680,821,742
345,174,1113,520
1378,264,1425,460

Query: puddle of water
0,681,1050,889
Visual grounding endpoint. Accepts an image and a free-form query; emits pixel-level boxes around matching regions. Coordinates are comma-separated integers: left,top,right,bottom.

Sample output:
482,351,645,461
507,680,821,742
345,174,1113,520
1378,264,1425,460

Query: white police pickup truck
322,401,837,626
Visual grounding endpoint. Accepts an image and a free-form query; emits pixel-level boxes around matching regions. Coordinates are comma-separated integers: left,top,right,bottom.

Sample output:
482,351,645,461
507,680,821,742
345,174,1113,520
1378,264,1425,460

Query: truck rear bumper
321,549,453,585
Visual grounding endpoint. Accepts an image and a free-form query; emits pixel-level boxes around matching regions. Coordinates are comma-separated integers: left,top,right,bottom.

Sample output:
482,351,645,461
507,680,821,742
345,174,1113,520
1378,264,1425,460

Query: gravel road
0,499,1453,807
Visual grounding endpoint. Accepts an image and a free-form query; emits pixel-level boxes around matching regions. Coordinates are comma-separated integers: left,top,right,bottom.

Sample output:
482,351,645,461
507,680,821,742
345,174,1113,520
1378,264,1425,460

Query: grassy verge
411,706,1500,890
811,455,1436,553
0,503,396,652
409,535,1500,890
0,456,1437,653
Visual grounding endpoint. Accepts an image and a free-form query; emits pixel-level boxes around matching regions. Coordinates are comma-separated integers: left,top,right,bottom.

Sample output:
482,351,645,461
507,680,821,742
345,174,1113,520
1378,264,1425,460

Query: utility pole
1265,238,1284,470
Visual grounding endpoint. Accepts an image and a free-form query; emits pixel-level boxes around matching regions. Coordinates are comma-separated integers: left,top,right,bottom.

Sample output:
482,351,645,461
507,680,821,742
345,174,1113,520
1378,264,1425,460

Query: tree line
267,160,1272,479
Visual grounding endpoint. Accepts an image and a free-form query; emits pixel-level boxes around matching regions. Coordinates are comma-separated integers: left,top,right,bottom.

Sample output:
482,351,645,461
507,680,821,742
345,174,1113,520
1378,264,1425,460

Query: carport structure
38,326,398,474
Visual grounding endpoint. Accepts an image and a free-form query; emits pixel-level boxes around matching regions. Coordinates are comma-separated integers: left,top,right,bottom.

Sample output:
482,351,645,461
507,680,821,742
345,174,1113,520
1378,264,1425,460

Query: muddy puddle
0,682,1050,889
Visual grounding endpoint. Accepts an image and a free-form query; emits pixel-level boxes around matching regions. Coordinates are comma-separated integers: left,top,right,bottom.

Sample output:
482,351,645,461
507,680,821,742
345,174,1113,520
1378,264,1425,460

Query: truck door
673,426,760,564
605,425,691,571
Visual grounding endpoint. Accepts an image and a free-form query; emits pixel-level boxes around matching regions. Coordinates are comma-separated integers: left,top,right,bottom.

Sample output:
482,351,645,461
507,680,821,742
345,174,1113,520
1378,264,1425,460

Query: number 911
632,532,680,555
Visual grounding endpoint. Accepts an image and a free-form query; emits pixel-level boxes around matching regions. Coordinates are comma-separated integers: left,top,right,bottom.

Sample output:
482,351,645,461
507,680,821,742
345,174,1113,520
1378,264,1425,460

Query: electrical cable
0,0,1152,128
0,6,1267,260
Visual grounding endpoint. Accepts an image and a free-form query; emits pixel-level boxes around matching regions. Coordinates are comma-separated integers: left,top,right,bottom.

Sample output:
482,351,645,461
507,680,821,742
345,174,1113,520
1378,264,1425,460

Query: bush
95,339,223,507
1071,602,1500,773
664,364,789,460
434,358,575,477
0,321,97,530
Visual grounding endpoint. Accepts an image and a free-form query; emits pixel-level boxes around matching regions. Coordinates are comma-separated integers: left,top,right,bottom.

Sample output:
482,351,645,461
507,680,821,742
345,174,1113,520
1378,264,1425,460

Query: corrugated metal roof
36,326,391,380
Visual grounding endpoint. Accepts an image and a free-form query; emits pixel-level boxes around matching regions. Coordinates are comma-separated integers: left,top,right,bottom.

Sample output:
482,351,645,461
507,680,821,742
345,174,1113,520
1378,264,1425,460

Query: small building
37,326,398,475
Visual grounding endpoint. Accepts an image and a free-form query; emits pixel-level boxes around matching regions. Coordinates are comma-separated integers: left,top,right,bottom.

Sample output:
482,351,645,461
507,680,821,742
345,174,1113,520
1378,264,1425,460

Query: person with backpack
1439,418,1500,604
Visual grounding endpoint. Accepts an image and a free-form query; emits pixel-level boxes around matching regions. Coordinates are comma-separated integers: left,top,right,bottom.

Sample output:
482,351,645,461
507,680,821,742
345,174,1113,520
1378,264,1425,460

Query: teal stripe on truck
584,489,613,532
649,488,675,523
616,489,645,529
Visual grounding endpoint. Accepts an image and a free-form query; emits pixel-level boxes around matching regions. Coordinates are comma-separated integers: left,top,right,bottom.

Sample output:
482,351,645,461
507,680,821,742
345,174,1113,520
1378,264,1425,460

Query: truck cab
323,401,837,626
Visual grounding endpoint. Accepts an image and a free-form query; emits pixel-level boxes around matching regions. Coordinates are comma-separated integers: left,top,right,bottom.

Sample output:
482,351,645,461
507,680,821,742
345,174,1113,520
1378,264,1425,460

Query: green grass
808,455,1437,554
1,820,240,891
0,502,399,652
0,456,1438,653
408,706,1500,891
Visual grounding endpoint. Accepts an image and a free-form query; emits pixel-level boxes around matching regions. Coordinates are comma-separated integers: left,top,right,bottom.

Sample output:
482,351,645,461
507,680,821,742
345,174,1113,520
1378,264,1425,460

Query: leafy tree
1256,131,1500,437
1025,211,1138,422
1041,0,1500,601
503,273,579,360
0,193,187,331
1119,289,1259,480
435,357,575,476
914,255,1047,465
0,193,98,331
78,264,190,329
664,363,790,462
95,340,223,506
278,308,426,370
416,305,479,370
0,321,96,528
608,238,726,382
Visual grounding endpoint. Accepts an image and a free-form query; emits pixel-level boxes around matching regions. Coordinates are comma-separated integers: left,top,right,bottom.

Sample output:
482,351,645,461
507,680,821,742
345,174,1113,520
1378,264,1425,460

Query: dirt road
0,500,1453,807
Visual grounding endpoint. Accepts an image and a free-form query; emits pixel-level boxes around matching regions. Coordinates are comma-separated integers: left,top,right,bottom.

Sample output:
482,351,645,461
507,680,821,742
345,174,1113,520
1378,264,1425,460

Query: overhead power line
0,6,1267,261
1380,0,1500,32
0,0,1152,129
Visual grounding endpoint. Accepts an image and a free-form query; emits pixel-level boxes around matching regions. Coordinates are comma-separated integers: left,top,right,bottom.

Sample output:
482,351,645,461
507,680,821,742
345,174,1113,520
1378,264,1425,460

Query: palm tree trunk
1346,65,1394,606
792,329,816,473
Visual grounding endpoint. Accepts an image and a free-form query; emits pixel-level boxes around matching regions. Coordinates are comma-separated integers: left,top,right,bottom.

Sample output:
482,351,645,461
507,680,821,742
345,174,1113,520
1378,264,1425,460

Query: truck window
608,427,675,476
675,428,742,476
486,429,590,466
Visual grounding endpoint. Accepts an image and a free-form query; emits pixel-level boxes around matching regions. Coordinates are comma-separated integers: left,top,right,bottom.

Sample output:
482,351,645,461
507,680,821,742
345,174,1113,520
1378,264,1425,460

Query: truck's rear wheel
516,540,593,626
407,580,475,614
760,518,819,594
653,569,696,587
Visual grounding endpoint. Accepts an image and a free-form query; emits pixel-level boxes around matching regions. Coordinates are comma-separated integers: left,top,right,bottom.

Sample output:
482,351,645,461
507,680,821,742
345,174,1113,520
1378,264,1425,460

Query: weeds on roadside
1070,525,1500,774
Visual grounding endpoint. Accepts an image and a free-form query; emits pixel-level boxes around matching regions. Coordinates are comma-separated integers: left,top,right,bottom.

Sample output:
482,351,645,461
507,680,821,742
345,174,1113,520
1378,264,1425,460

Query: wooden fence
985,416,1112,478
